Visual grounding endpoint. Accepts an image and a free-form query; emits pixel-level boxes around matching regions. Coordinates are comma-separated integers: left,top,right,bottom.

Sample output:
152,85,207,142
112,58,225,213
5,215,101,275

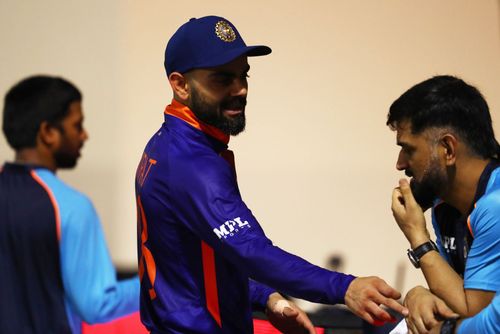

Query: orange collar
164,99,230,145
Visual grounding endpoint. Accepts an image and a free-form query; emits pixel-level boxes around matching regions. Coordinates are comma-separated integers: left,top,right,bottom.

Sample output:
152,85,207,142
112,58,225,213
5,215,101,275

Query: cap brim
246,45,272,57
187,45,272,73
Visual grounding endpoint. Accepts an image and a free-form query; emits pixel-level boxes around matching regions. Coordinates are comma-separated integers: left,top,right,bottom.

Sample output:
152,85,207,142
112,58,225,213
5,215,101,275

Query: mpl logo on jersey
443,236,457,251
213,217,251,239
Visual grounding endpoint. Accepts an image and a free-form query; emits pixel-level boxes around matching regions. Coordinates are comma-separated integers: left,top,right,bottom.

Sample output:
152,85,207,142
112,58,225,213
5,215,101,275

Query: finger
398,178,417,206
368,303,394,323
374,280,402,300
282,306,299,318
406,318,418,334
415,317,431,334
296,313,317,334
423,317,440,331
380,297,409,317
356,309,376,325
392,187,405,209
272,299,293,316
435,300,459,319
367,281,409,316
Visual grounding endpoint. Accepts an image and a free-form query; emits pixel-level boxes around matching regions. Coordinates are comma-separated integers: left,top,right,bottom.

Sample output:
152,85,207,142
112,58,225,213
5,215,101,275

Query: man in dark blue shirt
0,75,139,333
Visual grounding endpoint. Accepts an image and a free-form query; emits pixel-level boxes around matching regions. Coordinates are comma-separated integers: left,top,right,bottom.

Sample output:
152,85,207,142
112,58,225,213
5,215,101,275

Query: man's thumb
436,301,459,319
282,306,299,318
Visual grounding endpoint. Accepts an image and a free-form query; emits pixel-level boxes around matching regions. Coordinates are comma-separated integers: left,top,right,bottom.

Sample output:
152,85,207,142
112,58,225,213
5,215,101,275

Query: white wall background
1,0,499,309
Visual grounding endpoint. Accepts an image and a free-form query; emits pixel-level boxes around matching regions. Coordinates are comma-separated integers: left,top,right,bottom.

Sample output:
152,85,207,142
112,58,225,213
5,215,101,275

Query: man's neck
442,158,490,215
14,148,57,172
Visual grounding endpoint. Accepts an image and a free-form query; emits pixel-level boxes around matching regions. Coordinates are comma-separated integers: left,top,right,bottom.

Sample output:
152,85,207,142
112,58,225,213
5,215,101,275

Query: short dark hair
387,75,499,159
3,75,82,150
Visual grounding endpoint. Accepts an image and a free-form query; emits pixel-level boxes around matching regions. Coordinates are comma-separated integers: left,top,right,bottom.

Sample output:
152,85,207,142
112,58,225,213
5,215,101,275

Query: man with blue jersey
0,75,140,333
136,15,408,334
388,76,500,333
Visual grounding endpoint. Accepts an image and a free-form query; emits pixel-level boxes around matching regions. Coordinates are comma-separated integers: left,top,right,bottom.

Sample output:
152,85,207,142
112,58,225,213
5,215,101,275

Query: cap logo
215,20,236,42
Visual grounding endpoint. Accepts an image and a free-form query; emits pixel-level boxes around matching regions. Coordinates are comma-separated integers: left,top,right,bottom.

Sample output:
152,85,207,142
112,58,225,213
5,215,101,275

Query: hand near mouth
391,178,431,248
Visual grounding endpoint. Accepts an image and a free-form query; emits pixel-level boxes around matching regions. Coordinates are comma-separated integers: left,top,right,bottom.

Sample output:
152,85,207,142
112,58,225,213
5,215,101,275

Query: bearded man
0,75,139,333
388,75,500,334
135,15,408,334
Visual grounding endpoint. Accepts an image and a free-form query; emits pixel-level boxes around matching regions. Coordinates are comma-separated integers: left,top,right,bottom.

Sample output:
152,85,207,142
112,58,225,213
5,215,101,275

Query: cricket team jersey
0,163,71,333
432,162,500,293
136,100,356,334
0,163,139,333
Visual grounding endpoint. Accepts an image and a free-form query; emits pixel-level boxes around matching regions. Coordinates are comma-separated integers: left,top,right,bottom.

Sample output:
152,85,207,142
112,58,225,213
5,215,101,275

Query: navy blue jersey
0,163,139,333
432,162,500,333
0,163,71,333
136,100,355,334
432,161,500,278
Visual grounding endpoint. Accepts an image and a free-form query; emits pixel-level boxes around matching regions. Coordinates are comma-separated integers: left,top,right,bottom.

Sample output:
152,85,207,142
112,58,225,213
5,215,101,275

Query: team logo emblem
215,20,236,42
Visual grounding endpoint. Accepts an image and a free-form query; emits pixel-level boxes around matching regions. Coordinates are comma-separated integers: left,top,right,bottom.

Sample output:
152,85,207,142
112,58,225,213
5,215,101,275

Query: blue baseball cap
164,16,272,76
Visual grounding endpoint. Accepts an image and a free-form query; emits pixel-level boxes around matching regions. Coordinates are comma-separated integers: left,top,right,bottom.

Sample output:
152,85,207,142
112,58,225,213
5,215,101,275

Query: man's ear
168,72,190,101
440,134,457,166
38,121,60,148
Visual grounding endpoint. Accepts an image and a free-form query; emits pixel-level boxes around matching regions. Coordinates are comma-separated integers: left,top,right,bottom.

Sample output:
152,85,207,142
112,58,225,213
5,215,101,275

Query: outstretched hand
266,293,316,334
345,276,409,325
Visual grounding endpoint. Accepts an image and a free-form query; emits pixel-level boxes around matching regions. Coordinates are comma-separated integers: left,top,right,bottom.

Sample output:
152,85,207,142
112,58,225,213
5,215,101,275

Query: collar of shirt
2,162,51,173
164,99,230,145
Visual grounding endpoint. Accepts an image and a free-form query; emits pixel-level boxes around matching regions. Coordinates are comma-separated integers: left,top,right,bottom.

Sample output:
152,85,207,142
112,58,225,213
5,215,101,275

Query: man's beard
54,150,78,169
54,132,80,169
408,157,446,211
190,87,246,136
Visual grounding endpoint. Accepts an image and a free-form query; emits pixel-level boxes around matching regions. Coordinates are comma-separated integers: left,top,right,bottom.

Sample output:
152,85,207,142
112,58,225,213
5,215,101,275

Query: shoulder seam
30,170,62,241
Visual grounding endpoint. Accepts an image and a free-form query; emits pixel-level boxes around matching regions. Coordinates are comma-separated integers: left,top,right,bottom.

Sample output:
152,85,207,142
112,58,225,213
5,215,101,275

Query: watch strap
413,239,438,258
440,318,457,334
407,240,438,268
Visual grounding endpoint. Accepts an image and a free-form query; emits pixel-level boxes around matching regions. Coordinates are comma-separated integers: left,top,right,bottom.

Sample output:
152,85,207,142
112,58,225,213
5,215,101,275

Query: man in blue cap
135,16,408,333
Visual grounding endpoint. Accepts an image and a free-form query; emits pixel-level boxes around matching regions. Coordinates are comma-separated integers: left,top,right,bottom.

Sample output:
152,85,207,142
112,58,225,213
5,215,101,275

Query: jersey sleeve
249,280,275,310
59,193,140,324
458,293,500,334
464,192,500,291
171,155,355,305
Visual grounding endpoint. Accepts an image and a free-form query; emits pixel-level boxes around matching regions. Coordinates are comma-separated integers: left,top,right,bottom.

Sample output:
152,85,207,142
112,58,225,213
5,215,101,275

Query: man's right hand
404,286,458,334
344,276,409,325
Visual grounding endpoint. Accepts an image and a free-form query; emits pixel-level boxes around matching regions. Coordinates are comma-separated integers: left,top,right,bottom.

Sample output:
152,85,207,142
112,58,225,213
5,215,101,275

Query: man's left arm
428,293,500,334
60,195,140,324
391,179,496,316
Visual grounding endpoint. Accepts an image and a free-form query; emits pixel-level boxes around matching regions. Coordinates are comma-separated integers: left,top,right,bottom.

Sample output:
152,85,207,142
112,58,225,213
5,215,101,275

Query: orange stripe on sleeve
467,203,477,238
201,241,222,327
30,170,62,241
467,215,474,238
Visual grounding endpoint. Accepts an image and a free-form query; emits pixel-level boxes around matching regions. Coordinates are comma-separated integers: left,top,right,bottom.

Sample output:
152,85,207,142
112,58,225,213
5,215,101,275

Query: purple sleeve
172,155,356,304
249,280,275,310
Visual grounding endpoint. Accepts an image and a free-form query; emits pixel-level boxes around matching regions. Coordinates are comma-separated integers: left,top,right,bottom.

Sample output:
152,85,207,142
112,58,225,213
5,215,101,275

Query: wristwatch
440,318,457,334
407,240,438,268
